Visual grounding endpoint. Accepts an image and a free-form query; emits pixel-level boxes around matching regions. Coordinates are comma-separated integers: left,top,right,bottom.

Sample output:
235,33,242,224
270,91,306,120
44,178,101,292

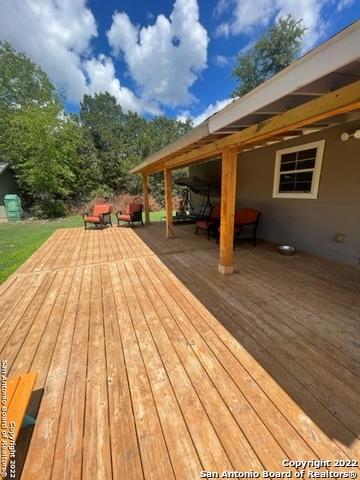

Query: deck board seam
159,254,360,461
137,257,265,470
115,261,177,479
123,260,206,475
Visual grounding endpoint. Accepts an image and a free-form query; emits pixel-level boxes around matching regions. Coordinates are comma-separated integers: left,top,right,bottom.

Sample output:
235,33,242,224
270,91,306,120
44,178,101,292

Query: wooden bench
2,372,37,475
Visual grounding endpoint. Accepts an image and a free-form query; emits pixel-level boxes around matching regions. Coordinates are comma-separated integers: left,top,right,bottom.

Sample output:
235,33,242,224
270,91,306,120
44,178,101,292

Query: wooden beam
139,79,360,174
209,80,360,150
142,174,150,225
218,146,237,275
166,142,220,170
130,122,210,173
164,168,174,239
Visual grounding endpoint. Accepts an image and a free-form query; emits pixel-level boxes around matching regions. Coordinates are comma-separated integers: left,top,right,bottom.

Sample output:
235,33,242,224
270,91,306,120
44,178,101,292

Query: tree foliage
79,94,192,203
232,14,306,98
0,42,192,216
146,116,192,203
0,41,60,112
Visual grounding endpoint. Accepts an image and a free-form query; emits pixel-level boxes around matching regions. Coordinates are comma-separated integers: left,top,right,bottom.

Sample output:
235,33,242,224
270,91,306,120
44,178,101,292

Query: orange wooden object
2,372,37,470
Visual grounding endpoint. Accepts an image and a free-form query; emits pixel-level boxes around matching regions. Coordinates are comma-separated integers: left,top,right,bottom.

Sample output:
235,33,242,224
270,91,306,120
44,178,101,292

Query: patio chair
116,202,144,227
195,205,221,239
83,204,112,230
234,208,261,247
217,208,261,247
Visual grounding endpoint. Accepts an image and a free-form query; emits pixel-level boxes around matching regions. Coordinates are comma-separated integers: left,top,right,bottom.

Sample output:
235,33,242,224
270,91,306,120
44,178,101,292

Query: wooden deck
1,223,359,479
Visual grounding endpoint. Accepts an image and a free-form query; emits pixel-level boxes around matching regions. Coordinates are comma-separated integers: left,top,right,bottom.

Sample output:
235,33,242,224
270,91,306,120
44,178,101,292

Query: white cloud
179,98,233,126
215,0,343,50
0,0,162,115
84,55,160,115
337,0,355,10
107,0,209,107
213,54,230,67
0,0,97,102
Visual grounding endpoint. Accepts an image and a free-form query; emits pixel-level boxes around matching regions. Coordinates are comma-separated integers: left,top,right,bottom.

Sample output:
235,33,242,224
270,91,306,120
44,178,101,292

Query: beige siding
190,121,360,266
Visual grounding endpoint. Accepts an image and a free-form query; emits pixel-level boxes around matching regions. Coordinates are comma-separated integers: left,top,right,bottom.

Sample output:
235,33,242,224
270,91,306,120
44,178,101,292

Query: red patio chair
116,202,144,227
195,205,221,239
83,204,112,230
217,208,261,247
234,208,261,247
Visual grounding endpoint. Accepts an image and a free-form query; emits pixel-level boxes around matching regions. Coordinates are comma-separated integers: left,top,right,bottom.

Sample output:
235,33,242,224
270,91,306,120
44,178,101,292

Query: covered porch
132,21,360,274
1,224,359,478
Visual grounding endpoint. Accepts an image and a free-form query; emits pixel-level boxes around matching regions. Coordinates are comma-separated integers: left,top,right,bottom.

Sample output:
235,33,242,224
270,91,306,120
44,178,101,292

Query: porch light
340,129,360,141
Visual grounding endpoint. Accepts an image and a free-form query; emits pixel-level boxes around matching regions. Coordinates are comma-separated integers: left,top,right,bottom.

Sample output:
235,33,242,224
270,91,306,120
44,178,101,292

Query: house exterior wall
190,121,360,266
0,168,18,206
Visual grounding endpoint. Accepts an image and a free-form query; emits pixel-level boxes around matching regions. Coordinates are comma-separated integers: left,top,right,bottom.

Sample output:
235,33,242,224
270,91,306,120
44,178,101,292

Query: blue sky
0,0,359,124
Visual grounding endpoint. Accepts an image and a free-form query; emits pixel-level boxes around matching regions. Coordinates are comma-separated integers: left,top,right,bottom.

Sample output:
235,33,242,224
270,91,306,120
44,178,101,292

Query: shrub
37,199,67,218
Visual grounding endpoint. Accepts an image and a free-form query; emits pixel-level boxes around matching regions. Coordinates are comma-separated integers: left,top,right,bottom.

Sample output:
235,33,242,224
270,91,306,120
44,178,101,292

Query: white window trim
273,139,325,199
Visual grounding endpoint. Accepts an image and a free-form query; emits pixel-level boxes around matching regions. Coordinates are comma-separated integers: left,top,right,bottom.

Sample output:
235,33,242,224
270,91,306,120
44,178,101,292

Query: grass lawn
0,210,165,284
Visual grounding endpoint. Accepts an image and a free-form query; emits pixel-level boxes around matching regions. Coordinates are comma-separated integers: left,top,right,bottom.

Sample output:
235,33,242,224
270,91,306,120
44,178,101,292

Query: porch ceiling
130,20,360,176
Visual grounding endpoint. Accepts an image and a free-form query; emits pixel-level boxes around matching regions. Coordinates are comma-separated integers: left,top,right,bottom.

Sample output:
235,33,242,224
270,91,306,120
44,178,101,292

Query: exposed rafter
139,80,360,173
130,21,360,176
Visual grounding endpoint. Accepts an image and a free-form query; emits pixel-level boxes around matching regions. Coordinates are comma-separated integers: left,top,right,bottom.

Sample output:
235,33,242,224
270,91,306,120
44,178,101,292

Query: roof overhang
0,163,10,175
131,20,360,175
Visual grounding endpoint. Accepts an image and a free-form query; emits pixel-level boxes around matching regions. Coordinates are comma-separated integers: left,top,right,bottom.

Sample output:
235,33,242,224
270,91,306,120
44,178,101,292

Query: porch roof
0,162,10,175
131,20,360,175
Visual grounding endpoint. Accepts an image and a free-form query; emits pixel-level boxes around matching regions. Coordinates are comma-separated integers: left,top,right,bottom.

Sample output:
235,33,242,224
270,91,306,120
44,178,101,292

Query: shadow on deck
135,222,360,449
1,221,359,478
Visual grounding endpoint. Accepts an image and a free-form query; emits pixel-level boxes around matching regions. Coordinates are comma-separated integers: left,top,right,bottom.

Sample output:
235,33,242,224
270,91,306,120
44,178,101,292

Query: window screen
273,141,325,199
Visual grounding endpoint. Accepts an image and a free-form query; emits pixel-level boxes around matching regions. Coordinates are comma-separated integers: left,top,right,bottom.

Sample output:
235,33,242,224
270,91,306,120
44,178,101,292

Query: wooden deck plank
174,248,358,390
192,246,360,377
159,248,360,461
51,266,91,480
82,264,112,479
121,260,203,478
0,275,36,329
120,262,233,472
1,273,58,372
101,265,144,480
138,257,289,471
10,269,73,386
132,258,264,471
109,262,175,480
1,224,359,478
20,267,81,479
6,377,20,407
235,251,360,360
142,257,320,462
0,272,46,336
173,251,360,429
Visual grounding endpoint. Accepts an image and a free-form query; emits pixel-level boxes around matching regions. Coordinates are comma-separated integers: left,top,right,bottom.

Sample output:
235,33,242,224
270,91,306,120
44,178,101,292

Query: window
273,140,325,199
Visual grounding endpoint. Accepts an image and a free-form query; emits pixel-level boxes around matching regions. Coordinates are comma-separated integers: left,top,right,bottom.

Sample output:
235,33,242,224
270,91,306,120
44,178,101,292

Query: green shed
0,163,19,222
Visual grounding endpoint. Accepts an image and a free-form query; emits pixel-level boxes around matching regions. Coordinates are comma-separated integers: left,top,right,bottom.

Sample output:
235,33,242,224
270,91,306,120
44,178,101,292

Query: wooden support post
218,146,237,275
142,174,150,225
164,168,174,239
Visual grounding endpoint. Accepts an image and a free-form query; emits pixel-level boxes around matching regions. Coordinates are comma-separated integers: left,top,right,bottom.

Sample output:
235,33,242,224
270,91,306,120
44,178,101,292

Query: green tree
119,112,151,194
80,93,129,192
79,94,193,203
0,105,80,214
147,116,192,152
0,41,60,112
232,14,306,97
0,42,98,216
66,118,102,202
146,116,192,205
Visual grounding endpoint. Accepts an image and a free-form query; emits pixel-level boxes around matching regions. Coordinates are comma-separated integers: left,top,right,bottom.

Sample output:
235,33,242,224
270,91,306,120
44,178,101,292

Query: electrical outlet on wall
334,233,346,243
